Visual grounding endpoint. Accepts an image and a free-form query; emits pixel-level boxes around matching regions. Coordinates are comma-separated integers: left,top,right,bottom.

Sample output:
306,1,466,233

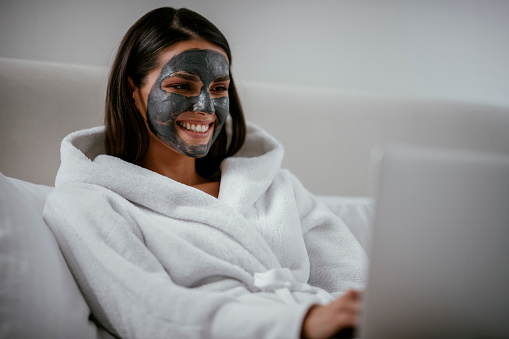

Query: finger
345,289,361,300
331,292,361,311
335,309,358,328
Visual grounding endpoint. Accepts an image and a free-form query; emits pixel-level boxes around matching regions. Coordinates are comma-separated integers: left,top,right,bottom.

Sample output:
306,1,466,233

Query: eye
161,81,195,94
171,84,191,90
210,85,229,94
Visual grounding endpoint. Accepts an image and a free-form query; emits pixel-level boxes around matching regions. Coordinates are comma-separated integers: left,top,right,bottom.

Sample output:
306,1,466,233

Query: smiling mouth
176,121,214,134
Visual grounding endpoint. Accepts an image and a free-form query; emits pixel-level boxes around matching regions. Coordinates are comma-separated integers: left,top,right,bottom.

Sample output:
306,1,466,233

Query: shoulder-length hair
104,7,246,179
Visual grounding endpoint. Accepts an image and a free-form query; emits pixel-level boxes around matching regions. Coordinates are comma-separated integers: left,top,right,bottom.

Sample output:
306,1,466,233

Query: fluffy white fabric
43,122,368,339
317,195,374,252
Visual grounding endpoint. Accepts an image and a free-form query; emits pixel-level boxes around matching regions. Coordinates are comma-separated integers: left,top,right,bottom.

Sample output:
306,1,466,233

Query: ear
128,77,145,117
127,76,138,103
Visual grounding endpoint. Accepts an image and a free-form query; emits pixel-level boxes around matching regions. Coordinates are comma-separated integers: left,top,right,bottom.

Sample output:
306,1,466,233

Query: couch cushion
0,172,107,338
316,195,373,252
7,176,54,216
0,57,106,187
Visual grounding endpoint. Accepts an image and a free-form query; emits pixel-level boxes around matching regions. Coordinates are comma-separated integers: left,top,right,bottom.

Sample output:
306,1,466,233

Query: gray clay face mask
146,49,230,158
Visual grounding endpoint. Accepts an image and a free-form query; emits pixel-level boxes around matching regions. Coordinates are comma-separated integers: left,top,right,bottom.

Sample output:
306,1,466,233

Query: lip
175,113,216,125
176,119,215,125
175,120,215,139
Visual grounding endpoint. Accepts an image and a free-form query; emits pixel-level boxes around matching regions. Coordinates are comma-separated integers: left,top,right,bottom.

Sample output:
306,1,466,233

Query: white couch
1,57,509,338
2,57,509,196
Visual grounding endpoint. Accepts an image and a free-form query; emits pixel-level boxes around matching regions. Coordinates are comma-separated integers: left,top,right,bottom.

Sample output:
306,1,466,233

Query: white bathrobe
43,122,368,339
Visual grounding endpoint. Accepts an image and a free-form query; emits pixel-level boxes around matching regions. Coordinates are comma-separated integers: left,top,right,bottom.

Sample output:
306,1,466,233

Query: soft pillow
316,195,373,252
0,172,110,338
7,176,54,215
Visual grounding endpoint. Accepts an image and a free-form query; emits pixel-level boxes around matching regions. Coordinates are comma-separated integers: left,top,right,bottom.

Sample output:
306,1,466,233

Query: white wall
1,0,508,107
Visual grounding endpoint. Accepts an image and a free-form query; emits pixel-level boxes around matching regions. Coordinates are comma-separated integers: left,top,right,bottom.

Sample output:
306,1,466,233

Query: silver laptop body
360,146,509,338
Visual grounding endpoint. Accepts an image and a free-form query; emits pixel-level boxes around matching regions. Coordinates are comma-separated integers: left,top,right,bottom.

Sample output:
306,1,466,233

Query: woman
43,7,368,339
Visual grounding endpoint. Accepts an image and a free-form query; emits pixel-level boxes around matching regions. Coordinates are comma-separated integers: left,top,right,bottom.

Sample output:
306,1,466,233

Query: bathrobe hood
55,122,283,216
54,122,300,276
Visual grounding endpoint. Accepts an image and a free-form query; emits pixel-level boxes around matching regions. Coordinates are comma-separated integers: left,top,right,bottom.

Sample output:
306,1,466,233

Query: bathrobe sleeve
288,172,369,294
43,183,312,339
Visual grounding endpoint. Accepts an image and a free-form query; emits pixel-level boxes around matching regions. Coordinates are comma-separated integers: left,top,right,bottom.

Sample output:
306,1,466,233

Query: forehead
159,49,229,79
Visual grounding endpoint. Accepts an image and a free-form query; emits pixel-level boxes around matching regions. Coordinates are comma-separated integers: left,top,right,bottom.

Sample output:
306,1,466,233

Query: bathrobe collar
56,122,283,214
55,122,285,269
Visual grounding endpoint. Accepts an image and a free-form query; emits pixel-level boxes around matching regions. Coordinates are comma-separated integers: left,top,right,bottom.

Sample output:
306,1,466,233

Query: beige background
1,0,508,108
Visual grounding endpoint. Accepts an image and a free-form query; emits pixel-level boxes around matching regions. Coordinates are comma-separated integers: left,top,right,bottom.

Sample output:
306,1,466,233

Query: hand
301,289,361,339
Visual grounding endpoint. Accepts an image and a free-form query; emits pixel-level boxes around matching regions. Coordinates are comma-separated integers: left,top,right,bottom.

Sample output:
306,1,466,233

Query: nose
192,89,214,114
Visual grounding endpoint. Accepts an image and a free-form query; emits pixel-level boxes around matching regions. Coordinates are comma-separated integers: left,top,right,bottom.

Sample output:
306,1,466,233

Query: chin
180,143,210,158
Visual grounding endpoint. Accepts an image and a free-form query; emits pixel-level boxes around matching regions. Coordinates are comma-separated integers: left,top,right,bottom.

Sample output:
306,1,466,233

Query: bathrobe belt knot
254,268,335,305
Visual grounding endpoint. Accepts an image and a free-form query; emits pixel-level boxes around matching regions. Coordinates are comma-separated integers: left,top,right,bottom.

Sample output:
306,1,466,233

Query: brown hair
104,7,246,178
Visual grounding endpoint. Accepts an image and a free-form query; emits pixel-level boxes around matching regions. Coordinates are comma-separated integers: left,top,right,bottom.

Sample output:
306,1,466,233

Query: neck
140,134,207,186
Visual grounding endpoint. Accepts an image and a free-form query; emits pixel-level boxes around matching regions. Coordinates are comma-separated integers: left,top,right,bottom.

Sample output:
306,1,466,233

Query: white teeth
178,121,210,133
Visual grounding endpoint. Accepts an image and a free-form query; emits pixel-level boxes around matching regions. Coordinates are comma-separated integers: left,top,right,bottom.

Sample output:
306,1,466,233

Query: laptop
358,145,509,338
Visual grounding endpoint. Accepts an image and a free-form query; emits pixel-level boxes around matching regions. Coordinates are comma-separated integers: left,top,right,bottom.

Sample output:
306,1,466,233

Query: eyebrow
166,72,200,82
213,75,230,82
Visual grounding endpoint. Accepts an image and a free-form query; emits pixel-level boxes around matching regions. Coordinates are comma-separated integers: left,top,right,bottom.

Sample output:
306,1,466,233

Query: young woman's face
132,40,230,158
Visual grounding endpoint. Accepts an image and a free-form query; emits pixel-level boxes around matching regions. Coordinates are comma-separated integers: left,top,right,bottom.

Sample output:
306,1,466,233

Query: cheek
160,95,187,118
147,91,187,122
213,97,229,120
